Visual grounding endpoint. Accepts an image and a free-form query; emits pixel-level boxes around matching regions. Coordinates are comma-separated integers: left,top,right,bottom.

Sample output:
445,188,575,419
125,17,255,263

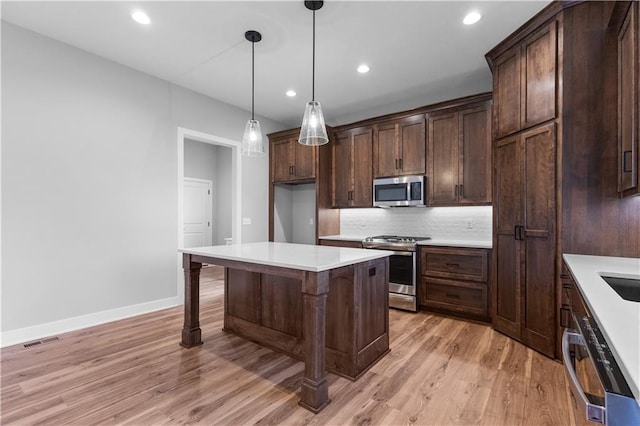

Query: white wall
291,184,316,245
273,183,316,245
1,22,285,341
215,147,233,245
183,139,233,245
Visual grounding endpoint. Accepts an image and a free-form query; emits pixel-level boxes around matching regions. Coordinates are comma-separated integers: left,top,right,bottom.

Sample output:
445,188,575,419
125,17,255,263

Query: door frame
177,127,242,303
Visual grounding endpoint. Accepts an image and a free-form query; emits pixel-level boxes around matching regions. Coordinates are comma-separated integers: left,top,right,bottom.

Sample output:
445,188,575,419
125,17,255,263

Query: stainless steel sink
600,275,640,302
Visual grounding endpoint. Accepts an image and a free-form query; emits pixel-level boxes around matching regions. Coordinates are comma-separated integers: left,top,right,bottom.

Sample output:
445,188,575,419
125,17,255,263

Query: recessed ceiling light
131,10,151,25
286,90,296,97
463,11,481,25
357,64,370,74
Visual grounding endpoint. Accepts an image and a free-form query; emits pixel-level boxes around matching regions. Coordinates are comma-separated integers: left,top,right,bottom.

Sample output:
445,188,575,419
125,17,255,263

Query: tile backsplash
340,206,492,241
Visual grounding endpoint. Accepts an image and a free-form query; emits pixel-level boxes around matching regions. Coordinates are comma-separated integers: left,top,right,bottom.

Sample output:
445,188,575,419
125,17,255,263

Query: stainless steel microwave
373,175,425,207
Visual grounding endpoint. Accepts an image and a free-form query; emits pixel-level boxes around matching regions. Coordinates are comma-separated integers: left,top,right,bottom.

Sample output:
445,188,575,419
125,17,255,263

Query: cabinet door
618,1,639,195
293,141,316,180
521,123,556,358
427,112,458,205
494,47,522,139
271,138,293,182
352,128,373,207
493,134,523,341
373,122,399,177
398,115,426,175
522,21,557,130
459,105,492,204
332,131,353,208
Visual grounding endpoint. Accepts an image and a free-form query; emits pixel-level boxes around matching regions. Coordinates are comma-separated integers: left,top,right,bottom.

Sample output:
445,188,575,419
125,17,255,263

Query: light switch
242,217,252,225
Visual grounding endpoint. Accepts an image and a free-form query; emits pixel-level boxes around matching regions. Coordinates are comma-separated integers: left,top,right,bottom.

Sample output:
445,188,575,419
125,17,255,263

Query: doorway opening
177,127,242,303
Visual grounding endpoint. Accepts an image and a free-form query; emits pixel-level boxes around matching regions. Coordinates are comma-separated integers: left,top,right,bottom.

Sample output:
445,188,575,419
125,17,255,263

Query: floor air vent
23,336,59,348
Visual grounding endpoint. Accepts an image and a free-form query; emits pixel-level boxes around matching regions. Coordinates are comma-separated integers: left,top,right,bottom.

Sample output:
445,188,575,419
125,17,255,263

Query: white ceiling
1,1,547,127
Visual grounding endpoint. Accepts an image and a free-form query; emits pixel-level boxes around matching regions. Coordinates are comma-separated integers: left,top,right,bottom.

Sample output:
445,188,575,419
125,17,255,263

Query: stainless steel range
362,235,431,311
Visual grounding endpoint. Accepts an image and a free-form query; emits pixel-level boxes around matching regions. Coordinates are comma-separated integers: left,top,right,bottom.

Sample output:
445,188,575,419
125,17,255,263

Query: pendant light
298,0,329,146
241,30,265,157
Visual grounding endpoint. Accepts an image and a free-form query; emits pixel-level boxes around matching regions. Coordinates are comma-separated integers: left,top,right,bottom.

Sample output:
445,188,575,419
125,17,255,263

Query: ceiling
1,1,547,128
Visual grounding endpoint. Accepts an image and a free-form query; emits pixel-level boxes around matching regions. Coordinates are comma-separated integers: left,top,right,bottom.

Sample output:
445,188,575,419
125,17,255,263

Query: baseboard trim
0,296,180,348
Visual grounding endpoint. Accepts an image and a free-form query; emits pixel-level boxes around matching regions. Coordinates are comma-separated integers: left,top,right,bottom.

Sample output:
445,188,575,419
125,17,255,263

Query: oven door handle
562,329,606,424
390,251,414,257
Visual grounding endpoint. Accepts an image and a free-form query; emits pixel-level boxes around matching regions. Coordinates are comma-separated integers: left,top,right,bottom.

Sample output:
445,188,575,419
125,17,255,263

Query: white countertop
563,254,640,404
180,242,392,272
319,235,492,249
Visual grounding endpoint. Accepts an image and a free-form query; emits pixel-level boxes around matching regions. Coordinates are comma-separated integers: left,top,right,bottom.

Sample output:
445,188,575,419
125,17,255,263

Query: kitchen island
179,242,391,413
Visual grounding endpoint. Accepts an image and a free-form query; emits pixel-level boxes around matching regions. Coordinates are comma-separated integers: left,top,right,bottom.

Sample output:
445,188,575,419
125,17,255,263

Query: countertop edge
562,253,640,405
180,242,393,273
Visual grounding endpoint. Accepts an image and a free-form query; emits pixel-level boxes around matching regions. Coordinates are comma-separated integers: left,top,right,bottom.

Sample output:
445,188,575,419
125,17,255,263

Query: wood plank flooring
1,266,576,425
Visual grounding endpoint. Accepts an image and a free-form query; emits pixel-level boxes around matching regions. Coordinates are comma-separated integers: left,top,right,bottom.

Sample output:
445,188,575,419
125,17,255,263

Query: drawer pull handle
445,263,460,267
445,293,461,299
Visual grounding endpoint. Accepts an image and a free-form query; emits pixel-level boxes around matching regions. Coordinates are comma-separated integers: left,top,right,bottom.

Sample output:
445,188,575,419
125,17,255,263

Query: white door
183,178,213,248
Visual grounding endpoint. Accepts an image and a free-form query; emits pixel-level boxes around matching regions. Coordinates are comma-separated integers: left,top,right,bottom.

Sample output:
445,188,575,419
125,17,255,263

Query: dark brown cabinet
419,246,490,321
270,135,316,183
373,115,425,178
493,20,557,139
493,122,557,358
427,102,492,206
318,239,363,248
617,1,639,197
332,126,373,208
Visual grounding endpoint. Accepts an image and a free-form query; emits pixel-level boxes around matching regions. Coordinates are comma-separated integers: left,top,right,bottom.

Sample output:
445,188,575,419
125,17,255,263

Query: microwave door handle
562,329,606,424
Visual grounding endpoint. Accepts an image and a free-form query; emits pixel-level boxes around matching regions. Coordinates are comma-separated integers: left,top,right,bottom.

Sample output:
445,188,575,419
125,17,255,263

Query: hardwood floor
1,266,576,425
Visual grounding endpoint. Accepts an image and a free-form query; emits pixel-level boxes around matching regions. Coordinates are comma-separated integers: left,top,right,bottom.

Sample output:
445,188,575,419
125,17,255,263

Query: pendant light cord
312,9,316,102
251,39,255,120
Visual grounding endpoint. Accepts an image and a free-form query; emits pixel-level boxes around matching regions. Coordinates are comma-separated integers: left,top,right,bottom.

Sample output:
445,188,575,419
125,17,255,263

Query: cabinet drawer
420,247,488,282
319,239,363,249
421,277,488,317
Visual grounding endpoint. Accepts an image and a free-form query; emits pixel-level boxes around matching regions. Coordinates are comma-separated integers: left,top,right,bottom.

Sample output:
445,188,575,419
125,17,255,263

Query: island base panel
223,258,389,380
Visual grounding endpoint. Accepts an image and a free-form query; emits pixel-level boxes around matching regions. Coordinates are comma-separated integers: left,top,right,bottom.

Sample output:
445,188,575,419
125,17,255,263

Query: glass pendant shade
299,101,329,146
241,119,264,156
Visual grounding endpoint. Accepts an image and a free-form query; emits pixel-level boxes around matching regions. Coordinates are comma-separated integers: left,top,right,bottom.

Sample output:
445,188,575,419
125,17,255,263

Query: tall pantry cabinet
487,8,560,358
487,1,640,359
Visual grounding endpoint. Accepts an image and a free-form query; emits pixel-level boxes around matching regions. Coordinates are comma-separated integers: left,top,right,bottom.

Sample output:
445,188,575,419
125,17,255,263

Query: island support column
180,253,203,348
299,270,331,413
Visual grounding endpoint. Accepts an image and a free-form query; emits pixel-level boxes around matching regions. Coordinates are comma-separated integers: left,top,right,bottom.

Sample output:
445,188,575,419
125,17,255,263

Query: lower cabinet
418,246,491,321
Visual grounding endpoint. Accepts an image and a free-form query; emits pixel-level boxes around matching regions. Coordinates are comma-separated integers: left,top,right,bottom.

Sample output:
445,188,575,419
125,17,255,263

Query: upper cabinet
493,20,557,139
427,100,492,206
616,1,639,197
332,126,373,208
373,115,426,178
270,133,316,183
